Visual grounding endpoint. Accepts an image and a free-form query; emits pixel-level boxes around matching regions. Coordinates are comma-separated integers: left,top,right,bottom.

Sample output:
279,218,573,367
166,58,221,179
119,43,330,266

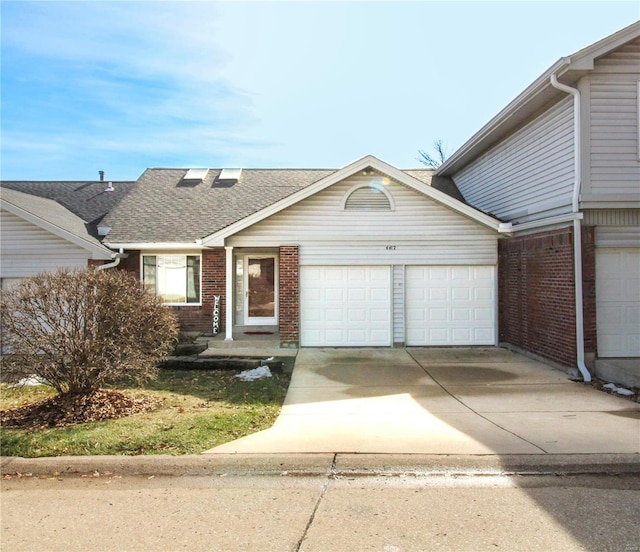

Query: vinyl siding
452,97,575,224
393,264,405,344
583,209,640,226
0,209,89,277
586,38,640,197
228,174,497,265
595,226,640,248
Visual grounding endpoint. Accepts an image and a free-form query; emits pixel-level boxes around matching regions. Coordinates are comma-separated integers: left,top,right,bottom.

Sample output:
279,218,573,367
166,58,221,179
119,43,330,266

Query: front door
244,255,278,325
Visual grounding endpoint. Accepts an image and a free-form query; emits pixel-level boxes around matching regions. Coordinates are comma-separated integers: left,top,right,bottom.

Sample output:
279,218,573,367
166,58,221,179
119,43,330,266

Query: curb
2,453,639,478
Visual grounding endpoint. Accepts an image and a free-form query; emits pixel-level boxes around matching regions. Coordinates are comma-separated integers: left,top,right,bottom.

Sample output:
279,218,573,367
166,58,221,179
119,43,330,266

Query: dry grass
0,369,291,457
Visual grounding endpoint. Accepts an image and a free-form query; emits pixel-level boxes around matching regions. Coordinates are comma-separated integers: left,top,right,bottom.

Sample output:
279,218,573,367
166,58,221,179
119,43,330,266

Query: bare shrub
0,268,179,395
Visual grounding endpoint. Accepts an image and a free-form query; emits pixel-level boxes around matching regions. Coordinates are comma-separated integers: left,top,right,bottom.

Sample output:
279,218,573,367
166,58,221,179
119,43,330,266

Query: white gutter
550,70,591,382
509,212,583,233
103,242,205,251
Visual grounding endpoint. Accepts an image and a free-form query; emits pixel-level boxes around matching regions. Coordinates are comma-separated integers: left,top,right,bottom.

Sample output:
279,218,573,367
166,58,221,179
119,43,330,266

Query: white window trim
141,253,203,306
341,182,396,211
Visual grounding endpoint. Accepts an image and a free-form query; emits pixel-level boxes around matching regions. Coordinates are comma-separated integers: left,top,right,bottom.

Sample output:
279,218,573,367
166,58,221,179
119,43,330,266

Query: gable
0,188,112,259
202,156,504,247
231,172,495,243
0,209,94,277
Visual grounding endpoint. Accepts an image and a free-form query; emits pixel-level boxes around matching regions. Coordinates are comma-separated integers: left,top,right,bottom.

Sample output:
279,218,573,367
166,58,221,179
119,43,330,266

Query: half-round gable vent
344,185,392,211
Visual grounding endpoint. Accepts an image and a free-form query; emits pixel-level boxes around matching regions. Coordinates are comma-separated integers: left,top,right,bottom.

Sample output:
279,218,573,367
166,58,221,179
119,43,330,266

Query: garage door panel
452,309,471,321
406,265,496,346
596,248,640,357
452,288,470,300
300,266,391,346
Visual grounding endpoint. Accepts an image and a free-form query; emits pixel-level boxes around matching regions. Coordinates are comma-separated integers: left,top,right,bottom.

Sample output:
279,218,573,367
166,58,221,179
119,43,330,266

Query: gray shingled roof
103,168,464,244
0,180,136,236
403,171,466,202
103,169,335,243
1,187,108,252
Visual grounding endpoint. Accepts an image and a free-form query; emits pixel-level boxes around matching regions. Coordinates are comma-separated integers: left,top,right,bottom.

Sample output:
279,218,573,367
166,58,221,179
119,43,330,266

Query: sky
1,1,638,181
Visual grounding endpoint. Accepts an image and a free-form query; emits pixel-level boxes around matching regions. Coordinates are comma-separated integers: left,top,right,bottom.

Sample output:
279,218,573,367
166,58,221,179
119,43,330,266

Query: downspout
550,69,591,382
95,250,129,272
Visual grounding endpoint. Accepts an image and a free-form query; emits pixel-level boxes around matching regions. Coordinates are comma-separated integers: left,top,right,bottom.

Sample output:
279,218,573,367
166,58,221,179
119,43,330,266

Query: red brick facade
279,245,300,347
498,225,596,368
117,249,227,335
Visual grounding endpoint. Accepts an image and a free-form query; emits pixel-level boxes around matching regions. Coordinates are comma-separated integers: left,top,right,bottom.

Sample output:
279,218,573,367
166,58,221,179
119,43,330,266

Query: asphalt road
2,471,639,552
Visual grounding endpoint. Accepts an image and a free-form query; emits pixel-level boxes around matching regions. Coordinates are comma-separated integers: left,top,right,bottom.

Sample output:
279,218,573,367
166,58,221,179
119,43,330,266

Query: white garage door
406,265,496,346
596,248,640,357
300,266,391,346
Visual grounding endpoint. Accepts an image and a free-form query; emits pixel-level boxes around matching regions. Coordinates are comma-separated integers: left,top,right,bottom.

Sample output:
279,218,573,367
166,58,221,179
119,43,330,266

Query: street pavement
2,346,639,551
2,469,639,551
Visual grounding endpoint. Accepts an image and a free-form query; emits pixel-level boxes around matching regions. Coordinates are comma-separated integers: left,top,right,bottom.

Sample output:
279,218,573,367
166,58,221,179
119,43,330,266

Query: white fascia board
201,155,502,246
1,199,112,260
104,242,205,251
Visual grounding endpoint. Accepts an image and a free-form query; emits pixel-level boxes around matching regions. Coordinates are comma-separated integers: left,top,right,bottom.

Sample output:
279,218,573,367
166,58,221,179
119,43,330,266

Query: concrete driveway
205,348,640,455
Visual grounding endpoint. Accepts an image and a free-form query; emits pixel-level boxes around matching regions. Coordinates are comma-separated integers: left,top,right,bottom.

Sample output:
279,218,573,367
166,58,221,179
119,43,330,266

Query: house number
386,245,396,250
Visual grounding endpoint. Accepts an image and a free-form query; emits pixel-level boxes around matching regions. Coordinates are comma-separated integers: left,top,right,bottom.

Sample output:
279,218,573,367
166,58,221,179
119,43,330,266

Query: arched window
342,182,394,211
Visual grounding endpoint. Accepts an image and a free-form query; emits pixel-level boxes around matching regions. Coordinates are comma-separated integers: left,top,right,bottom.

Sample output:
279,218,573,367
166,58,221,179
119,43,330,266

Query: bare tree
1,268,179,396
418,139,449,169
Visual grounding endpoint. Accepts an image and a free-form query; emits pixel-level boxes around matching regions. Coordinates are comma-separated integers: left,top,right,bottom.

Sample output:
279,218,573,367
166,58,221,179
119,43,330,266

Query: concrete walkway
205,347,640,455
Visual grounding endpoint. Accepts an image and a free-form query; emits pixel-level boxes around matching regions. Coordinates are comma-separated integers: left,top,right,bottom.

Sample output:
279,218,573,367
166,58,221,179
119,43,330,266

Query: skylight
218,168,242,181
184,168,209,180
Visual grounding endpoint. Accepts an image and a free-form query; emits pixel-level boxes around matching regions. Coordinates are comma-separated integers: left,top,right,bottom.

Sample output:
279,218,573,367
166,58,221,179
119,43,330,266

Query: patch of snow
10,375,48,387
264,356,275,361
234,366,272,381
603,383,634,396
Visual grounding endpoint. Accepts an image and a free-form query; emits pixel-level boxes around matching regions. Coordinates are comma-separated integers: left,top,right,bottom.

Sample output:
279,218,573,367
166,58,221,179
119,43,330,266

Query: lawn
0,369,291,457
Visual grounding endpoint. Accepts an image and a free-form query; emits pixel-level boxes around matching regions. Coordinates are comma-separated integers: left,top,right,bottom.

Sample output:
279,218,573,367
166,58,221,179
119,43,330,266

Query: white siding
229,174,497,265
587,38,640,197
452,97,575,224
393,264,405,344
0,209,89,277
595,226,640,248
584,209,640,226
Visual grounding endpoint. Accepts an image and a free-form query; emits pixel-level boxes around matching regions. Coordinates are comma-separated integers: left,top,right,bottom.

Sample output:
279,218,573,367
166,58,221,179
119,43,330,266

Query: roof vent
217,168,242,183
105,181,114,192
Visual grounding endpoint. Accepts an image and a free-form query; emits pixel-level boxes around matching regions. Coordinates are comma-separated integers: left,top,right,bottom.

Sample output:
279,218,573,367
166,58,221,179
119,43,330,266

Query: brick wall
498,225,596,368
581,226,597,359
116,249,226,335
279,245,299,347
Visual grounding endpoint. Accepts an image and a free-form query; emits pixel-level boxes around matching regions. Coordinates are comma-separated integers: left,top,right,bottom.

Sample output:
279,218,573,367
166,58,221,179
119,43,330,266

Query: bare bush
0,268,179,396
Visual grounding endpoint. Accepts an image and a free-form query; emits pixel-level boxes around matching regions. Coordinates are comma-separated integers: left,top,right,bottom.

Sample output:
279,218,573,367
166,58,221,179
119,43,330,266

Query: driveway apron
205,348,640,455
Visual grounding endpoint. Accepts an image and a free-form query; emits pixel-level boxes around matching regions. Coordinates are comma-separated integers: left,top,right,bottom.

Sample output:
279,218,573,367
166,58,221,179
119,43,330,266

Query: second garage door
300,266,391,346
406,265,496,346
596,248,640,357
